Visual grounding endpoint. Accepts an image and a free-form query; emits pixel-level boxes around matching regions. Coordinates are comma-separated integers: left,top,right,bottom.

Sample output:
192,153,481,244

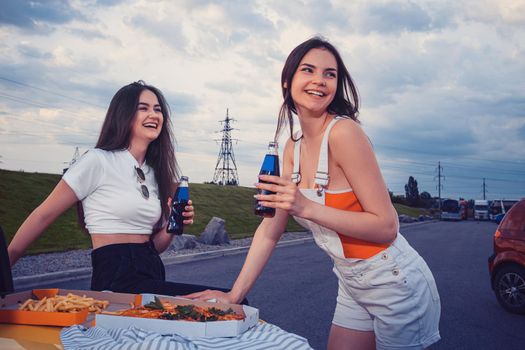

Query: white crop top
62,149,162,234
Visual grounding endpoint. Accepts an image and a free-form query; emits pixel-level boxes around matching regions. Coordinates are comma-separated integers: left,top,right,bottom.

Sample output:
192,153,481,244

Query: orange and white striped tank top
291,116,390,260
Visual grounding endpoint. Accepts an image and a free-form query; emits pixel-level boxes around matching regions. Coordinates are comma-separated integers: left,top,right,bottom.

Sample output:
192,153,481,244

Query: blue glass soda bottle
254,141,280,218
167,176,189,235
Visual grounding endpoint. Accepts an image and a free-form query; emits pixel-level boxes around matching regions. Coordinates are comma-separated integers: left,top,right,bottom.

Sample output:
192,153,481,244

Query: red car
488,199,525,314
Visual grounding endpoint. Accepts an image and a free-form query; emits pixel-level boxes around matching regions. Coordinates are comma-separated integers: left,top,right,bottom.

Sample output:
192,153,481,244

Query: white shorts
332,234,441,350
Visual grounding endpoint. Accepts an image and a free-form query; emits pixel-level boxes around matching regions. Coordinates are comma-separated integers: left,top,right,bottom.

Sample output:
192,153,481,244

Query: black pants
91,241,248,304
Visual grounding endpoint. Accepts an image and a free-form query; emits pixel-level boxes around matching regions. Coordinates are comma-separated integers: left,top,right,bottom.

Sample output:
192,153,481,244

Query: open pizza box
0,289,259,338
95,293,259,338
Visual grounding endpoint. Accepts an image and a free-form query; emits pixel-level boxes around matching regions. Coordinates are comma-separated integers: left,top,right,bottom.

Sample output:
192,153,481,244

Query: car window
499,200,525,233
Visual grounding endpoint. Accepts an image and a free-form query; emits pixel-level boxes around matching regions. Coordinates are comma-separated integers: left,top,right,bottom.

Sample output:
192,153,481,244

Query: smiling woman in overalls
187,37,441,350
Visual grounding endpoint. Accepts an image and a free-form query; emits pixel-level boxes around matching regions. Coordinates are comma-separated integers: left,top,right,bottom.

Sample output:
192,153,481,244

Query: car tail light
493,229,501,252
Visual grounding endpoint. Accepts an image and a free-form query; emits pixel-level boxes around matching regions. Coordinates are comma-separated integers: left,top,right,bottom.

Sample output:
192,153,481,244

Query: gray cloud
365,1,433,33
127,14,188,53
94,0,128,5
0,0,83,29
164,91,199,115
238,43,284,70
370,114,476,160
17,44,54,59
215,0,274,33
128,0,276,56
205,81,244,95
0,56,113,108
205,73,275,98
265,1,350,32
0,0,523,198
68,28,109,41
462,95,525,119
517,124,525,140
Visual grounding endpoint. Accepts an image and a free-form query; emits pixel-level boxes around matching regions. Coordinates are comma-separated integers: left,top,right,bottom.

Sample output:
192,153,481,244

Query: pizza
116,296,244,322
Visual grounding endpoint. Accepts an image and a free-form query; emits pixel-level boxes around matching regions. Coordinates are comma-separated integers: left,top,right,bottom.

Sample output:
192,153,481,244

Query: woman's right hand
255,174,312,218
182,289,238,304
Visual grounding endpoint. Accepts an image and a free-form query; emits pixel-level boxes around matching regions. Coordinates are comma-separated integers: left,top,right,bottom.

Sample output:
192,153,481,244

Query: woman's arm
152,200,194,253
257,120,398,244
184,139,295,303
228,210,288,303
185,208,288,304
8,180,80,265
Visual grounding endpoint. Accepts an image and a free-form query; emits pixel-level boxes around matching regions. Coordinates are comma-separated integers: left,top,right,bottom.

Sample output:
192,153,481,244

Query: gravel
11,231,312,278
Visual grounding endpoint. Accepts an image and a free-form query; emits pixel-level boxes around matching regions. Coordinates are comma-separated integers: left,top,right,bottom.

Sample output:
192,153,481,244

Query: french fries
18,293,109,313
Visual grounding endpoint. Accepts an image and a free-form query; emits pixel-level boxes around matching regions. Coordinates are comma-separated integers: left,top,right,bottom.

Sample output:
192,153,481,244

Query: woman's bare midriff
91,234,151,250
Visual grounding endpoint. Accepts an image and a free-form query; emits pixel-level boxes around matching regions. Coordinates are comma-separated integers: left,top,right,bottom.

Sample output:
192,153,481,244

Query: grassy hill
0,169,428,255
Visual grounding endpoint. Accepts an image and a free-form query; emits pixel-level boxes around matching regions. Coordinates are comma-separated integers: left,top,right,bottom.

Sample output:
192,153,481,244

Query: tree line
390,176,436,209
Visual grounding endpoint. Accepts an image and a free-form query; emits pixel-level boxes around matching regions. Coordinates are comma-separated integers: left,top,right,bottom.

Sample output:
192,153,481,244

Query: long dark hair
275,36,360,141
78,81,179,233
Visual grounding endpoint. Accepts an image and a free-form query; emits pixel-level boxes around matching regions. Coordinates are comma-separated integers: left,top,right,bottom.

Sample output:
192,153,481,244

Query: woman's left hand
183,199,194,225
255,175,309,217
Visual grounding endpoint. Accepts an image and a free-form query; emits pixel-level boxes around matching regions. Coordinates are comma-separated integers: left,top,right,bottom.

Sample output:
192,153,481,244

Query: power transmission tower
482,178,487,200
63,147,80,174
212,109,239,186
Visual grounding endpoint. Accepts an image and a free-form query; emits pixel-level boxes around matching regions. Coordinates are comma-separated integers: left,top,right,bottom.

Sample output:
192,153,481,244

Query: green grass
182,183,303,239
0,169,427,255
0,169,91,255
0,169,302,255
393,203,429,217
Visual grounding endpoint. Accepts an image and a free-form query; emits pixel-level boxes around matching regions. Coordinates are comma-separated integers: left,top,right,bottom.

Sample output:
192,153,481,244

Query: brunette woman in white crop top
8,81,244,300
187,38,441,349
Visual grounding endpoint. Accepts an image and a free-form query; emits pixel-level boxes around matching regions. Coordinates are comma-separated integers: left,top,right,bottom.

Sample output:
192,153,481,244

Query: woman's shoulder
331,116,363,136
73,148,120,167
329,116,369,149
90,148,128,160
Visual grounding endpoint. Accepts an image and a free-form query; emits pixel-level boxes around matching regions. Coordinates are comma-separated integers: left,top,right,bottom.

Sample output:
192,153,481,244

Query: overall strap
291,130,303,184
315,116,344,195
290,116,344,193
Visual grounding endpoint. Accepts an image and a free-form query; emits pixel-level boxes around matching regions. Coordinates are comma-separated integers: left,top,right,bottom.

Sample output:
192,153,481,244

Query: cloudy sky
0,0,524,200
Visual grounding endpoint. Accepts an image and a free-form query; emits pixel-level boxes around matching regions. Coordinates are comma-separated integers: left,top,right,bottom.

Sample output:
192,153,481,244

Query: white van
474,200,489,220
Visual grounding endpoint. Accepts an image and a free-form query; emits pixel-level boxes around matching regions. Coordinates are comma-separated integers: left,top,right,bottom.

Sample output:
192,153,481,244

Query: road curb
13,236,315,290
14,267,93,290
400,220,438,228
162,236,314,266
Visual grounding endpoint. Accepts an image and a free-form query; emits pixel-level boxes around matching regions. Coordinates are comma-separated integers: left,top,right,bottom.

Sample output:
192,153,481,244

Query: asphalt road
42,220,525,350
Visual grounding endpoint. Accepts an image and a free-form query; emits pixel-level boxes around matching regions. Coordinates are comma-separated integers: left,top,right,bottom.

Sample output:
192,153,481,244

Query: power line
0,92,50,109
380,158,525,176
374,143,524,166
0,114,100,134
0,76,106,109
0,92,97,120
440,161,525,176
379,163,525,184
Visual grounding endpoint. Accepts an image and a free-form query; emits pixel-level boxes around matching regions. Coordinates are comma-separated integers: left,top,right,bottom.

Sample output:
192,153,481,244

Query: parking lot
43,220,525,349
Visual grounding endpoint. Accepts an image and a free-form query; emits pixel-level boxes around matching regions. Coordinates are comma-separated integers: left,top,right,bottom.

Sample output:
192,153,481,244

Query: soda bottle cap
180,176,189,181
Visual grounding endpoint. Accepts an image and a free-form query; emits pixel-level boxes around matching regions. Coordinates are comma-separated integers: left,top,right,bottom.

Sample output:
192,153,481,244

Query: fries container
0,288,140,327
95,293,260,338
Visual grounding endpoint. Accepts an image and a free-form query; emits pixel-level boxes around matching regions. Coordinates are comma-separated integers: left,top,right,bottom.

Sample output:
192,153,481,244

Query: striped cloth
60,322,313,350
